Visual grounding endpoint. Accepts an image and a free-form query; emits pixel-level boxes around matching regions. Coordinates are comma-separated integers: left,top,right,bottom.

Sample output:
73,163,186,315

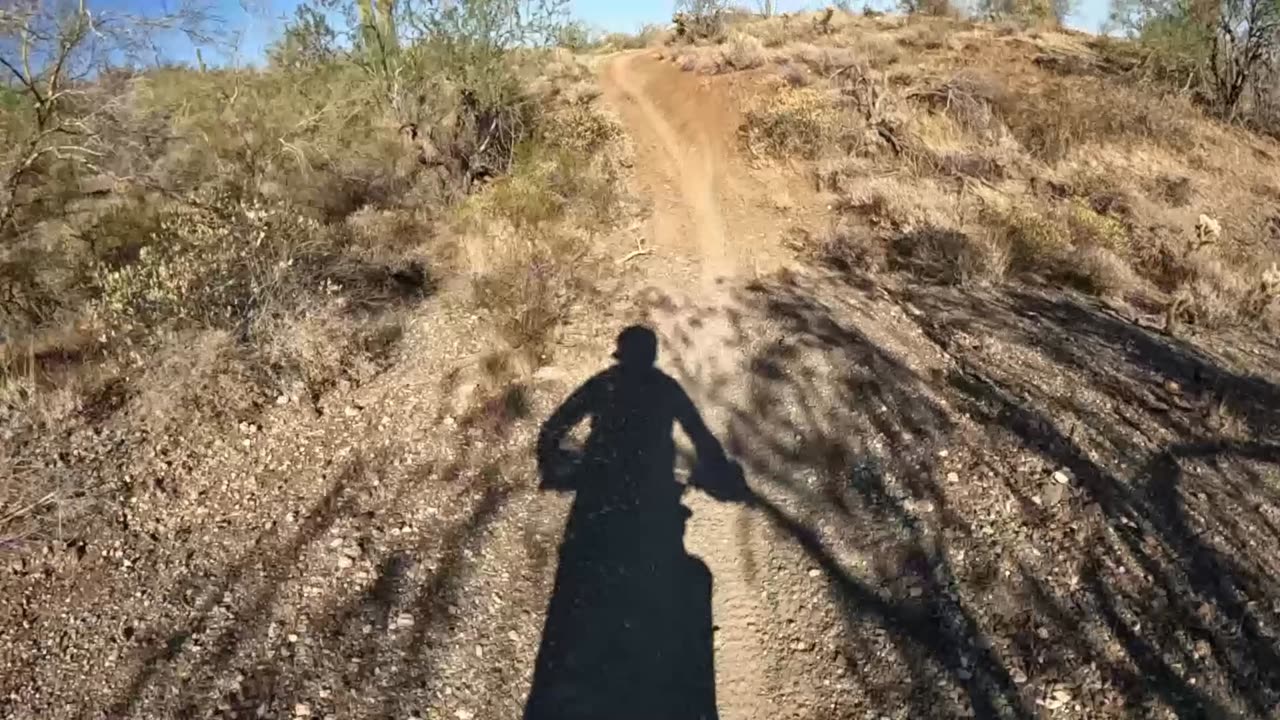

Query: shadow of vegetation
649,272,1037,718
900,283,1280,717
647,268,1280,718
103,440,519,718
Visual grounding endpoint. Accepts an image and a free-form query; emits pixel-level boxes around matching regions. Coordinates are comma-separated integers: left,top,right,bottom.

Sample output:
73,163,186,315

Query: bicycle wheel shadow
523,325,750,720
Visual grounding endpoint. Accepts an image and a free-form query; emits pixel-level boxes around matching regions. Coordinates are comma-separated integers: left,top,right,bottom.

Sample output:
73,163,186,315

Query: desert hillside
3,3,1280,719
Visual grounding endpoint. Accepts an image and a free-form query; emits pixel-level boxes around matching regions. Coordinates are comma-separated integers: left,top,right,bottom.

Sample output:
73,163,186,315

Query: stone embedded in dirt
337,556,353,570
1052,469,1073,485
1011,668,1028,684
808,568,821,578
1041,483,1066,508
294,702,312,717
454,709,475,720
946,472,960,484
395,613,414,629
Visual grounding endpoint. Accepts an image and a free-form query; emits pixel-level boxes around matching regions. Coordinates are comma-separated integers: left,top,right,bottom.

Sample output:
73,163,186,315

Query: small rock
1041,483,1066,508
396,613,415,629
808,568,822,578
287,633,299,643
337,556,354,570
909,586,924,598
294,703,312,718
791,640,813,652
343,406,359,418
455,710,475,720
1052,469,1073,485
1011,668,1028,684
276,395,289,406
946,472,960,484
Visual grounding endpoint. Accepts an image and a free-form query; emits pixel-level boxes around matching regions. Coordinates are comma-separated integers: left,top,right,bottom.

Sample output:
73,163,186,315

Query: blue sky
149,0,1113,66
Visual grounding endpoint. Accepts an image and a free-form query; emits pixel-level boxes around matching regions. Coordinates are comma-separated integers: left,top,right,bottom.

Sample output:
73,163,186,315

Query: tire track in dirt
601,52,783,719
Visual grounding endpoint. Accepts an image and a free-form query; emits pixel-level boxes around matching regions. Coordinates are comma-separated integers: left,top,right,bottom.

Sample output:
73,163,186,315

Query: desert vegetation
0,0,627,539
662,4,1280,333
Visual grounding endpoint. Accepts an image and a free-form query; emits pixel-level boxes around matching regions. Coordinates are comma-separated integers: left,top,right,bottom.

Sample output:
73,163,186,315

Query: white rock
294,703,312,718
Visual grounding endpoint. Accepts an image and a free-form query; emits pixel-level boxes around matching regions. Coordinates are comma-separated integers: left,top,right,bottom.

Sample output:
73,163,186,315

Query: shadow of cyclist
523,325,750,720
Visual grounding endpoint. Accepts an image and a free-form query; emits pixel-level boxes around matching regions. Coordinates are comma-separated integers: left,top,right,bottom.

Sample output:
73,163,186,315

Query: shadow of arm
537,378,597,491
673,385,752,504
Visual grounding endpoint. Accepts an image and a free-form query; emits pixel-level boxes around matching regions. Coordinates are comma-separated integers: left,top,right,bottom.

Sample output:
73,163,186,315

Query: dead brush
741,86,844,159
909,72,1010,141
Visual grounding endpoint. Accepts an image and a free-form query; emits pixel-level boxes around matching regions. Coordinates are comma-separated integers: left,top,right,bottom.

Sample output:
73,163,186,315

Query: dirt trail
602,52,799,283
600,52,814,719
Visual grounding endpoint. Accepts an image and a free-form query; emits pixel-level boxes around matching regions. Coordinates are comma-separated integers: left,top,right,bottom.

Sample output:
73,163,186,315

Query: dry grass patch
1068,246,1141,297
742,86,843,159
890,225,1011,285
724,32,769,70
999,80,1198,161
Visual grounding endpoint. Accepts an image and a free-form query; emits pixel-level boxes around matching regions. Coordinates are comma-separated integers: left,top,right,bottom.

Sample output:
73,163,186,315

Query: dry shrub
850,34,905,68
897,22,951,50
901,0,961,18
1153,174,1195,207
914,72,1010,141
889,225,1010,284
1171,256,1280,329
987,204,1072,272
741,87,842,158
936,152,1006,181
999,81,1196,162
89,198,420,336
131,331,267,426
541,98,623,156
779,63,814,87
345,207,432,251
465,225,594,355
454,102,623,356
788,43,862,75
603,24,668,49
744,15,806,47
815,220,889,273
1065,201,1130,252
673,7,727,43
1068,246,1140,297
724,32,768,70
